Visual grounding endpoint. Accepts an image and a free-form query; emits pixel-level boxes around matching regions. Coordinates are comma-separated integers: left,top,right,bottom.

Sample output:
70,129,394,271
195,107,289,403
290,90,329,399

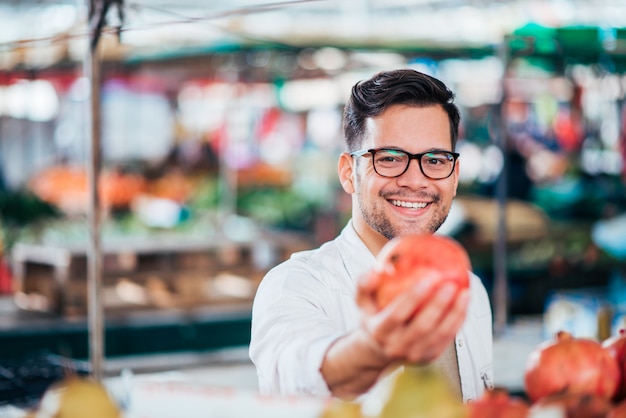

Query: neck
351,216,389,257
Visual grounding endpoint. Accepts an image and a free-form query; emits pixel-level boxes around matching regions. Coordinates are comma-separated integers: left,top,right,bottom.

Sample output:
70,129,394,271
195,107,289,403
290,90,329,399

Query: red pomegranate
368,234,471,310
530,392,613,418
603,329,626,401
524,331,620,402
609,399,626,418
466,388,529,418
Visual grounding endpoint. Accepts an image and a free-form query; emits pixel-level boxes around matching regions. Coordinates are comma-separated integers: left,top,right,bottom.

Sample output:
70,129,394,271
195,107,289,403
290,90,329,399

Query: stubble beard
355,181,450,240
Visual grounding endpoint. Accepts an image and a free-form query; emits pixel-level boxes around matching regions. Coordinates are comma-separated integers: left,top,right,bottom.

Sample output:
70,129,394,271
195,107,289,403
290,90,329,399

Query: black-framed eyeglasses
350,148,459,180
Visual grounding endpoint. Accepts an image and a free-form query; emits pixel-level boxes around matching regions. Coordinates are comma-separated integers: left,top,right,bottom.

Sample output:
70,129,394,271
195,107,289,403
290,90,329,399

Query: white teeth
391,200,427,209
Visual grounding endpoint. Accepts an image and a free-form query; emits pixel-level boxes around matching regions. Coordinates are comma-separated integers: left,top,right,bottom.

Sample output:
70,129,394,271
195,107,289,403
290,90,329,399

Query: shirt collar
335,220,377,284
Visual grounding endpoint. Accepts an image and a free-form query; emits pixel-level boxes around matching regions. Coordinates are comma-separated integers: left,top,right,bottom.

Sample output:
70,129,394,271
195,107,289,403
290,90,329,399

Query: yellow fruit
378,366,467,418
320,399,363,418
33,376,121,418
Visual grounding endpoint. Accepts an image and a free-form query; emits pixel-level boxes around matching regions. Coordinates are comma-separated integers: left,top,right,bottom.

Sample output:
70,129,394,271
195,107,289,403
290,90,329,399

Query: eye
423,153,451,166
376,150,406,163
377,155,400,163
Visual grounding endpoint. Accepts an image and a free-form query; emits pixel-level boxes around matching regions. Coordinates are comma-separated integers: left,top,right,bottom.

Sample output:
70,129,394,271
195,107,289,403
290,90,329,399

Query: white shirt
249,220,494,402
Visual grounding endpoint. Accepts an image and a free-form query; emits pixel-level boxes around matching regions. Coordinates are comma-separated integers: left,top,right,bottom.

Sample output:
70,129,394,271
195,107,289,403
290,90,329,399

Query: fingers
366,279,437,339
405,287,469,363
362,282,469,364
409,284,468,337
389,278,456,326
396,283,464,362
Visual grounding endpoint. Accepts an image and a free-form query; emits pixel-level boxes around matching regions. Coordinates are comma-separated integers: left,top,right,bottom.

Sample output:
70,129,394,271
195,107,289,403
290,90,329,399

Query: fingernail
457,289,470,304
412,278,433,293
439,283,456,299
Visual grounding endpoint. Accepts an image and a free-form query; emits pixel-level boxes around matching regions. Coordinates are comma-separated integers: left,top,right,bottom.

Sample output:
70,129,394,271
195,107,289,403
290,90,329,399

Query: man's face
338,104,460,254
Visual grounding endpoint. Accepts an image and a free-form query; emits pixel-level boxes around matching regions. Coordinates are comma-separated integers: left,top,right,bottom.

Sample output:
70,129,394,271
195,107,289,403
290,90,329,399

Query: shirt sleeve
249,258,344,397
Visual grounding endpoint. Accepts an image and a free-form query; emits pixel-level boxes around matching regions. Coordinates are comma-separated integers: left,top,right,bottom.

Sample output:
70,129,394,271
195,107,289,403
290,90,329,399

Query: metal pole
85,0,104,382
493,35,511,337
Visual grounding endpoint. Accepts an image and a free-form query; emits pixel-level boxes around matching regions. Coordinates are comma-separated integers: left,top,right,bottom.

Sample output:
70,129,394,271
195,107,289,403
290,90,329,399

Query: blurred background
1,0,626,410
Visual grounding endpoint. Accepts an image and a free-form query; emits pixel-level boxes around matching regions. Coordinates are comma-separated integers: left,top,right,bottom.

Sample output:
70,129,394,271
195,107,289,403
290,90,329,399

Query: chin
402,221,443,237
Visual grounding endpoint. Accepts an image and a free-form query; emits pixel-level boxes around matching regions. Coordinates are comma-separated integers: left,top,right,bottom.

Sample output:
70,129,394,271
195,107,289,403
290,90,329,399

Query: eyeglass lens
372,149,455,179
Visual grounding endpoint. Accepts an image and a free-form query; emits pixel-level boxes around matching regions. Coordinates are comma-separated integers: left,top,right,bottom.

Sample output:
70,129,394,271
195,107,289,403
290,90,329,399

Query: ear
338,152,356,194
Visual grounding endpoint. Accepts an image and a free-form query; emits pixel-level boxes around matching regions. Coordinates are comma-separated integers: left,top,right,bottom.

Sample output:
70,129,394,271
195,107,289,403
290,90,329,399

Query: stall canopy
508,23,626,72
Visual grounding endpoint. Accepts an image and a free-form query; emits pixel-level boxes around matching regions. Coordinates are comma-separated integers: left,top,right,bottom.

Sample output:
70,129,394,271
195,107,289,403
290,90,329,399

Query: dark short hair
343,69,460,152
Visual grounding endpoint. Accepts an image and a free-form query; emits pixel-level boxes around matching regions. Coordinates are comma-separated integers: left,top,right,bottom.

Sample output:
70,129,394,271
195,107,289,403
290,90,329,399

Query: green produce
378,365,466,418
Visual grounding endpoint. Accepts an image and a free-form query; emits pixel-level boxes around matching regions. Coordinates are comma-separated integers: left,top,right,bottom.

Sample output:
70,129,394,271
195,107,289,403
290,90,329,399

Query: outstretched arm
320,278,469,399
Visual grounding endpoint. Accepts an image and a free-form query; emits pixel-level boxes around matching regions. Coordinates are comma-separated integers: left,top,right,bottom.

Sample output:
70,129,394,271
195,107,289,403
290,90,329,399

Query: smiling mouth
390,199,428,209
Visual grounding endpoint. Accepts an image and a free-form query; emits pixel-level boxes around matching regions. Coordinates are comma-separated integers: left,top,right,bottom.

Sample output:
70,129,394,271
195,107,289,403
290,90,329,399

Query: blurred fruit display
529,392,613,418
28,165,146,214
145,170,194,204
313,329,626,418
466,388,529,418
377,366,466,418
524,330,620,402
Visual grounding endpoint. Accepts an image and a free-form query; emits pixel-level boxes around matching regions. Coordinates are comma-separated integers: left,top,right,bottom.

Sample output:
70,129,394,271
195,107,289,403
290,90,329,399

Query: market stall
1,0,626,414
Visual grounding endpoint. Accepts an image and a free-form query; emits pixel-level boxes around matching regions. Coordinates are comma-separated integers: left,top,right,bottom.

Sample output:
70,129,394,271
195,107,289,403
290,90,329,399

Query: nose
395,158,430,188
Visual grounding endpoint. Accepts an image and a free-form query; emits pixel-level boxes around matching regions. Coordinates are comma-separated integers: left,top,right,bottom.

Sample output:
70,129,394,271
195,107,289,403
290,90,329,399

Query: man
249,69,493,402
